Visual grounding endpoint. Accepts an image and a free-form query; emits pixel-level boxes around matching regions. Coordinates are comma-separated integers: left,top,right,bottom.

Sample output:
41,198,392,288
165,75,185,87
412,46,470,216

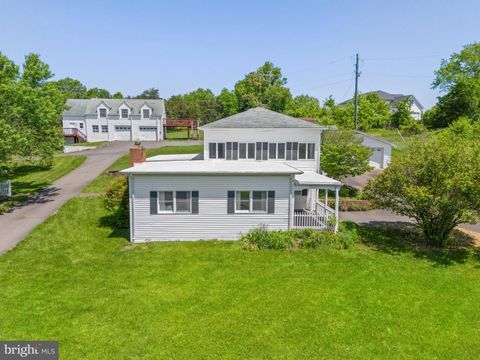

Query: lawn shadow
358,223,480,267
98,214,130,241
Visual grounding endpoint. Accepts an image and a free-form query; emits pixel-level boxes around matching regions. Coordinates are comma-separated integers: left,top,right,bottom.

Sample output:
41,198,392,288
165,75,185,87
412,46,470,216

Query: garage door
139,126,157,141
114,126,131,141
369,147,384,168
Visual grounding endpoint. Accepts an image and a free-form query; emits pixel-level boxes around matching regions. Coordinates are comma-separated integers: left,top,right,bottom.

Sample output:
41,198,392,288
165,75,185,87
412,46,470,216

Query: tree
391,98,412,128
429,42,480,127
234,61,293,112
0,52,19,84
285,95,322,119
216,88,238,117
52,77,87,99
0,53,64,179
112,91,124,99
364,119,480,246
85,87,111,98
136,88,160,99
166,88,221,123
21,53,53,88
320,130,372,179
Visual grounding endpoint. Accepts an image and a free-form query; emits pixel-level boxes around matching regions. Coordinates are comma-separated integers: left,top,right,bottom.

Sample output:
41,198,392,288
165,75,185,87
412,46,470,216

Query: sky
1,0,478,109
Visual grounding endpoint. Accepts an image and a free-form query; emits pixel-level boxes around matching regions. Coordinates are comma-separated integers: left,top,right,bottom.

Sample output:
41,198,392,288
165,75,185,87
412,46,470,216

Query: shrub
399,120,427,136
103,176,129,229
242,223,359,250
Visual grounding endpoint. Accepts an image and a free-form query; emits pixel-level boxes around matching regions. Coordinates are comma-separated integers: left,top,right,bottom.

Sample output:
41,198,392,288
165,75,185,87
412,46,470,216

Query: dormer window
99,108,107,118
121,109,129,119
142,109,150,119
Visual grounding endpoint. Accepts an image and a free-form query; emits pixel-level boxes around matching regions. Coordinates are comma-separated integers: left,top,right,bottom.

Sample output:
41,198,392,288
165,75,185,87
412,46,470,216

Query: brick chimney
130,142,146,166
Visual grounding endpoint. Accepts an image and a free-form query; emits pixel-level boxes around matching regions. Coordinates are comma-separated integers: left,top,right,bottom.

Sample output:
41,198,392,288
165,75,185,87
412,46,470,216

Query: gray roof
64,98,165,116
340,90,424,110
202,107,323,129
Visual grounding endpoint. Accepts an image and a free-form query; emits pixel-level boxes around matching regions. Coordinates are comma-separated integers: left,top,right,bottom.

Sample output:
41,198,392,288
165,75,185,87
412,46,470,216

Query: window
277,143,285,159
286,142,292,160
252,191,267,212
79,123,84,129
239,143,247,159
209,143,217,159
139,126,157,131
292,142,298,160
121,108,129,119
298,143,307,159
158,191,174,212
115,126,131,131
269,143,277,159
101,125,108,133
218,143,225,159
99,108,107,118
234,191,268,213
158,191,192,213
226,142,232,160
232,142,238,160
262,142,268,160
307,143,315,159
247,143,255,159
175,191,191,213
92,125,99,133
236,191,250,212
142,109,150,118
256,142,262,160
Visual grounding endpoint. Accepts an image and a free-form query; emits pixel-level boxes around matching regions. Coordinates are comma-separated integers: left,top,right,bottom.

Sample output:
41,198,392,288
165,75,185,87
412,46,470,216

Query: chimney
130,142,146,166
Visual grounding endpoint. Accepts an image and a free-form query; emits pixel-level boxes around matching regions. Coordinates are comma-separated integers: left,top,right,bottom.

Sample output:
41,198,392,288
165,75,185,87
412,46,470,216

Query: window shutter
192,191,199,214
256,142,262,160
227,191,235,214
150,191,158,215
268,191,275,214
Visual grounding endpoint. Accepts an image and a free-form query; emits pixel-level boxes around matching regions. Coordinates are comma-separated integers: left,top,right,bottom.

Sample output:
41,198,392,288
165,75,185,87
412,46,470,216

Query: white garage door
139,126,157,141
369,147,384,168
115,126,131,141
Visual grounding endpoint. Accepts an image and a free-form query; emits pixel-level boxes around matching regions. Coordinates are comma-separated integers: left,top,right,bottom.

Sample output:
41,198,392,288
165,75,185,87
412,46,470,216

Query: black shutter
233,142,239,160
150,191,158,215
262,142,268,160
286,142,292,160
268,191,275,214
227,191,235,213
192,191,199,214
292,142,298,160
226,142,232,160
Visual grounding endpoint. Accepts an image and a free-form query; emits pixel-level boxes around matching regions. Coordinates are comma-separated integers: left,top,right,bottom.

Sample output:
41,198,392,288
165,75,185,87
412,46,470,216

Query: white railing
292,201,336,231
0,180,12,198
315,201,335,217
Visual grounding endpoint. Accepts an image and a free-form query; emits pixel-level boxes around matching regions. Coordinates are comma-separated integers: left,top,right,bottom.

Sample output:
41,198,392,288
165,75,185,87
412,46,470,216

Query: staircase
63,128,87,143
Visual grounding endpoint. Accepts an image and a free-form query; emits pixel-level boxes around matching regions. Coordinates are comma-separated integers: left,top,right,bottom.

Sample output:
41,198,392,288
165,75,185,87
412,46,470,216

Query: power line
363,54,447,61
364,72,432,78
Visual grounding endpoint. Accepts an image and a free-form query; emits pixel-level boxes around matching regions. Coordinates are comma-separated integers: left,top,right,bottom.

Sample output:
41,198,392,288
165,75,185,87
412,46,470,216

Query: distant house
354,131,396,169
121,107,342,242
62,98,166,143
340,90,424,120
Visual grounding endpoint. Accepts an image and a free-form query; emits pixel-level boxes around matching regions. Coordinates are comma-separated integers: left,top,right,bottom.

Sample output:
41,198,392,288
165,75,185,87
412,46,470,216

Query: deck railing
293,202,335,231
0,180,12,198
63,128,87,142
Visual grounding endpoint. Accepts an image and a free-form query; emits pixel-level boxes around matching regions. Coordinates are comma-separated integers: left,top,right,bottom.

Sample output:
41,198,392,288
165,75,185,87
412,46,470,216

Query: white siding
203,128,321,172
131,174,291,241
358,135,392,168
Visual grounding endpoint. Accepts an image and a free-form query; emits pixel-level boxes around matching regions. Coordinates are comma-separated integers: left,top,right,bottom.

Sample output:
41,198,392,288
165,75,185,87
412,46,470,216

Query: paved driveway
0,141,201,255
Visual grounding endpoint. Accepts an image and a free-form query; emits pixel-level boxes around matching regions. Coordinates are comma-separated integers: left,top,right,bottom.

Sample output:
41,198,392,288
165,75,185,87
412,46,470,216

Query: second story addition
201,107,324,172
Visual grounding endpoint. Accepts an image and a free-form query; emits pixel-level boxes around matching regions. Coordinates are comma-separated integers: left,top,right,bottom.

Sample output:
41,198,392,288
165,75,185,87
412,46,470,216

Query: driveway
0,140,201,255
342,169,383,189
341,209,480,233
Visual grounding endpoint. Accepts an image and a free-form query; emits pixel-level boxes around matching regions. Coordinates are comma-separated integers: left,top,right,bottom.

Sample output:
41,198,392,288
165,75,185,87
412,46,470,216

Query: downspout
129,174,135,242
288,175,294,230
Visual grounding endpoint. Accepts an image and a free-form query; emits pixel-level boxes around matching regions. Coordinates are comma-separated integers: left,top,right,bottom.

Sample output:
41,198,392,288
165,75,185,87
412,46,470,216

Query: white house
340,90,424,120
121,107,341,242
355,131,396,169
62,98,166,143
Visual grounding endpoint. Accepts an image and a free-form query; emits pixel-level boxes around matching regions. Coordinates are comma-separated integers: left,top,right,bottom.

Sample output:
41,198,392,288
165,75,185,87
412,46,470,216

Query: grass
366,128,416,157
1,196,479,359
0,156,86,213
165,127,204,140
83,145,204,193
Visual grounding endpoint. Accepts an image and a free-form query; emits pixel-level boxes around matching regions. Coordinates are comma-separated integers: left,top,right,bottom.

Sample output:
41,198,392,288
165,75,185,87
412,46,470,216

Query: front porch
289,171,341,232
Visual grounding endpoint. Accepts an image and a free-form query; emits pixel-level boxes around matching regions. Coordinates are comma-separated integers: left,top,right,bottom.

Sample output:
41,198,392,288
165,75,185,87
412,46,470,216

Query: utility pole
353,53,360,130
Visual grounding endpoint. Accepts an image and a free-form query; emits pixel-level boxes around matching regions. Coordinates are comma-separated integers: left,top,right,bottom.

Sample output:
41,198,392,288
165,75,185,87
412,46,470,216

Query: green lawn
366,129,416,157
165,127,204,140
83,145,204,193
0,196,479,359
0,156,86,213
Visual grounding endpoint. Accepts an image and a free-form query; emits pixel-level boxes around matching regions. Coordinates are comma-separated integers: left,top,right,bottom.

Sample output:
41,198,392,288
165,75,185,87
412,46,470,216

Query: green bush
242,223,359,250
399,120,427,136
103,176,129,229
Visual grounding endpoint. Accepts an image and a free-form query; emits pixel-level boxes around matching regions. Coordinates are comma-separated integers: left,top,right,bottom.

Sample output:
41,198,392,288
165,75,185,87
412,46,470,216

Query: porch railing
63,128,87,142
292,201,335,231
0,180,12,198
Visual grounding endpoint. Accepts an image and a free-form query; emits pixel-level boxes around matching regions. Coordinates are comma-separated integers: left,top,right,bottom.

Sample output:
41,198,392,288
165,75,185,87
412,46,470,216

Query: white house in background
122,107,341,242
62,98,166,143
355,131,396,169
340,90,424,120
